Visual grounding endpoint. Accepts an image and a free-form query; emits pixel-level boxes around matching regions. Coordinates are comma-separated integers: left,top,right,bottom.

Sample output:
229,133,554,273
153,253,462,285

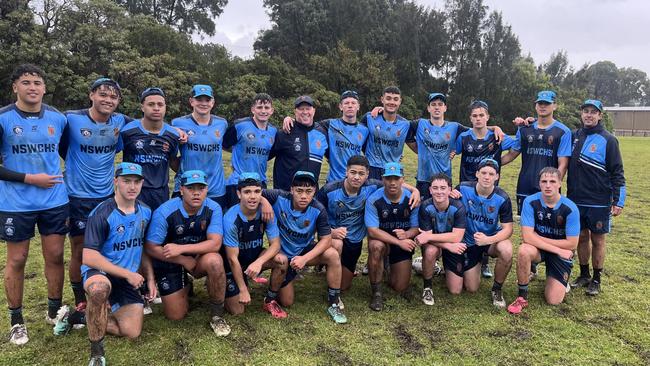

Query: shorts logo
80,128,92,138
556,215,564,225
382,210,389,219
527,135,534,143
589,144,597,153
596,221,603,230
162,142,170,153
563,272,569,282
487,205,495,213
175,225,184,235
160,279,170,291
200,220,207,231
247,133,255,141
5,218,14,225
5,226,14,237
77,220,86,229
48,125,55,136
537,211,544,221
227,278,236,292
547,135,554,145
12,126,23,135
116,224,125,234
135,140,144,149
303,220,310,228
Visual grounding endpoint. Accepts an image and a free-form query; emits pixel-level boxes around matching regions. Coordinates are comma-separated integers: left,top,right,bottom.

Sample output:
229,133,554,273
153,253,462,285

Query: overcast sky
198,0,650,75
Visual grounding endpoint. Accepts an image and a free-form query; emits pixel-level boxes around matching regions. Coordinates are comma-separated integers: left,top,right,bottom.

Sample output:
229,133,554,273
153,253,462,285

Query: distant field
1,137,648,365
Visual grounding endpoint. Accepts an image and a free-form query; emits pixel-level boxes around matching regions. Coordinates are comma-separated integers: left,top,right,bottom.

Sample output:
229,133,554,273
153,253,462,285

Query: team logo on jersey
589,144,597,153
382,209,389,219
189,221,195,229
116,224,125,234
487,205,495,213
162,142,170,152
547,135,554,145
187,130,195,137
150,140,156,146
546,212,552,220
80,128,92,138
100,129,107,136
200,220,207,231
537,134,543,141
527,135,534,143
338,201,344,208
445,132,451,141
135,140,144,149
488,143,494,151
315,140,321,149
424,128,430,135
248,225,255,232
113,128,119,137
76,220,86,230
477,144,483,150
12,126,23,136
467,144,473,152
556,215,564,225
175,225,184,235
48,125,55,136
537,211,544,221
247,133,255,141
31,125,38,132
215,130,221,138
396,129,401,137
303,220,310,227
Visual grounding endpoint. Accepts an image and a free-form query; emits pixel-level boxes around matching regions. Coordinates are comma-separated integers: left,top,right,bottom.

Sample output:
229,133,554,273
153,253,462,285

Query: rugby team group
0,63,626,365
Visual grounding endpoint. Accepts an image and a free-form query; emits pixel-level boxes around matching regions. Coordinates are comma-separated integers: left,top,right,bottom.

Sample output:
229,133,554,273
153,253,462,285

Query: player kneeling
508,167,579,314
415,173,466,305
144,170,231,336
222,173,288,318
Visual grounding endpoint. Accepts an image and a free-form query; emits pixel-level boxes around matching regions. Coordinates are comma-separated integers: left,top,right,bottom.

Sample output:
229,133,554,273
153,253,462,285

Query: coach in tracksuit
269,96,328,190
567,99,626,296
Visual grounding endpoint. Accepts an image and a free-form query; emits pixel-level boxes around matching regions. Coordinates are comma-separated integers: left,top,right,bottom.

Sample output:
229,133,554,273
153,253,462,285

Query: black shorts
224,182,267,210
535,250,573,287
154,265,190,297
388,243,414,265
83,268,144,313
281,243,316,288
69,196,112,237
416,180,431,202
368,166,384,181
0,203,69,242
137,187,169,211
225,270,252,299
442,245,488,277
578,205,611,234
341,239,363,273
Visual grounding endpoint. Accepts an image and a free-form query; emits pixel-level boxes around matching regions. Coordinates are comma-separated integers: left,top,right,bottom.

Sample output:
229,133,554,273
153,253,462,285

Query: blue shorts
83,268,144,313
578,205,611,234
341,239,363,273
0,203,69,242
535,250,573,287
281,243,316,288
69,196,111,237
442,245,488,277
137,187,169,211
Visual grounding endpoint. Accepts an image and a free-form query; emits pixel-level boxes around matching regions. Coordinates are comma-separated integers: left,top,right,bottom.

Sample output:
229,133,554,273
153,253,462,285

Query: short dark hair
346,155,369,169
237,179,263,190
252,93,273,106
429,173,452,188
291,177,317,188
11,64,46,83
538,167,561,180
383,86,401,95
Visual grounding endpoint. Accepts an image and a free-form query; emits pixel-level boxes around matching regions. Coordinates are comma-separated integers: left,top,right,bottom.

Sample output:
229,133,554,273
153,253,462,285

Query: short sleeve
565,204,581,237
223,215,239,248
207,204,223,235
364,197,379,228
262,189,283,205
520,197,534,228
418,205,433,231
265,215,280,240
453,204,467,229
145,209,169,245
558,128,572,157
512,128,522,151
84,212,110,251
316,208,331,237
498,195,514,224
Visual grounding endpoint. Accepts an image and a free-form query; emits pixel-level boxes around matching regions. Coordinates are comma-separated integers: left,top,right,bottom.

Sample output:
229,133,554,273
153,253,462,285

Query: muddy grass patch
393,324,424,357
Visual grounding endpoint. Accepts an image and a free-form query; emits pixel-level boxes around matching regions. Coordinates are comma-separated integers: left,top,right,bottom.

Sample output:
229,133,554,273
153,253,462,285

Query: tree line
1,0,648,132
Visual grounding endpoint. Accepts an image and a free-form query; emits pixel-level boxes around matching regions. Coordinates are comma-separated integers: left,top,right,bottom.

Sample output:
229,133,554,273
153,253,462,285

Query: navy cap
191,84,213,98
535,90,556,104
90,78,121,95
382,162,403,177
115,162,143,177
340,90,359,101
139,87,166,103
477,158,499,171
180,170,208,186
292,170,317,184
469,100,489,111
294,95,315,108
581,99,603,112
428,92,447,104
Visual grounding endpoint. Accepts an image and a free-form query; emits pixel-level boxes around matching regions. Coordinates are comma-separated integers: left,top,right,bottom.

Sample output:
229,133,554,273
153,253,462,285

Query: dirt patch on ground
173,338,193,363
24,272,37,279
488,328,532,341
585,314,621,329
316,344,353,365
393,324,424,357
622,275,639,283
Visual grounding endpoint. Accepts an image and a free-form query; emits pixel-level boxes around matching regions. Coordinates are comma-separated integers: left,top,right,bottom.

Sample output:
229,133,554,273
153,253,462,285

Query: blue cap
238,172,262,183
115,162,143,177
180,170,208,186
382,162,403,177
535,90,556,104
191,84,213,98
139,87,166,102
477,158,499,171
294,95,315,107
581,99,603,112
428,92,447,103
292,170,317,184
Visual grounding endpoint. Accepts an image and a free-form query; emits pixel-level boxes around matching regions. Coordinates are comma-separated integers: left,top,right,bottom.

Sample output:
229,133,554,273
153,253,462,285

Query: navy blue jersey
521,192,580,239
120,120,179,190
418,198,466,234
81,198,152,275
223,203,279,267
512,120,572,197
408,119,467,181
171,115,228,196
0,103,68,211
223,117,277,185
262,189,331,258
361,112,411,169
318,119,369,182
365,188,419,235
146,197,223,271
61,109,130,198
269,123,328,190
317,178,382,242
457,181,513,246
567,123,626,208
455,129,515,183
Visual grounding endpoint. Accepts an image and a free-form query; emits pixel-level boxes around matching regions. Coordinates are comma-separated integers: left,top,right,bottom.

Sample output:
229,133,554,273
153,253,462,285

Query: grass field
1,137,649,365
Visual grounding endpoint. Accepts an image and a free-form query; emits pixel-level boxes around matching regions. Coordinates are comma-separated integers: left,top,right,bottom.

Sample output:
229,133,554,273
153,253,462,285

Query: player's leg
507,243,542,314
543,252,573,305
262,253,288,318
277,280,295,307
462,245,485,293
38,204,70,321
339,239,362,292
111,304,144,339
420,243,439,305
4,238,31,345
487,239,513,308
194,252,230,335
587,232,606,295
84,273,112,362
311,247,346,323
224,272,244,316
573,228,592,288
368,239,387,311
157,269,190,321
441,249,465,295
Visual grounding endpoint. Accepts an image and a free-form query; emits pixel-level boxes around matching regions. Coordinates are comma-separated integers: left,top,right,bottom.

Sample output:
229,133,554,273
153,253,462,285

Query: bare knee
423,245,439,261
87,281,111,303
122,327,142,340
368,240,384,257
323,248,340,266
274,254,288,269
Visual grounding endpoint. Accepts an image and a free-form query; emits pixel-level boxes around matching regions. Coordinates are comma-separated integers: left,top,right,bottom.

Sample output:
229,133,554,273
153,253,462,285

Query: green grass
1,137,649,365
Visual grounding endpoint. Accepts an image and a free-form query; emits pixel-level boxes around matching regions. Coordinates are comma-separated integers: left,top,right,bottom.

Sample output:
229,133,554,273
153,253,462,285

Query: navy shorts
69,196,111,237
341,239,363,273
137,187,169,211
0,203,69,242
416,181,432,202
153,265,190,297
578,205,611,234
225,270,252,299
83,268,144,313
442,245,488,277
224,182,267,210
368,166,383,181
535,250,573,287
388,242,414,265
281,243,316,288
